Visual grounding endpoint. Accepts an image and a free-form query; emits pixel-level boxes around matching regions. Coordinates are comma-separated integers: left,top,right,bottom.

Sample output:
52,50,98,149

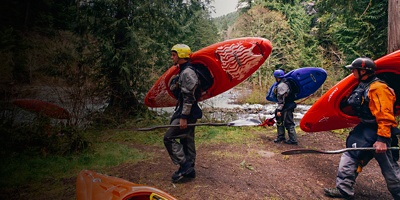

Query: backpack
377,72,400,108
282,78,299,102
170,63,214,99
189,63,214,94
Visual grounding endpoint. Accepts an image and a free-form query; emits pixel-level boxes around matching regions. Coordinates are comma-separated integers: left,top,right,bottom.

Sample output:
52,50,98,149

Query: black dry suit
275,78,297,143
164,61,202,166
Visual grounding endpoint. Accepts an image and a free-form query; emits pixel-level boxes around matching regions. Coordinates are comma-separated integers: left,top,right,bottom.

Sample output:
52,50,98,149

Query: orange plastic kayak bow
76,170,177,200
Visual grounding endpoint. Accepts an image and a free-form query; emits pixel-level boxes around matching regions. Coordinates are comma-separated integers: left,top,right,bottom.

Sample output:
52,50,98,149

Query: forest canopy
0,0,395,116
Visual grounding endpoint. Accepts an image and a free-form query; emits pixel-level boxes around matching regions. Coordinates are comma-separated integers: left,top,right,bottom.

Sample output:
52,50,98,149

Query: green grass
0,118,272,190
196,126,258,145
0,141,150,188
110,130,165,146
331,128,352,140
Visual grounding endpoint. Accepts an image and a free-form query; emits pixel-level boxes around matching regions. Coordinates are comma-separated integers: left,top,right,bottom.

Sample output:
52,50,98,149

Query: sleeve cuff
181,114,189,119
377,136,391,143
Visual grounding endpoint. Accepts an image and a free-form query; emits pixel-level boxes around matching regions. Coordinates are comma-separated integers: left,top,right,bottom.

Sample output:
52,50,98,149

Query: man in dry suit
324,57,400,199
272,69,298,145
165,44,202,183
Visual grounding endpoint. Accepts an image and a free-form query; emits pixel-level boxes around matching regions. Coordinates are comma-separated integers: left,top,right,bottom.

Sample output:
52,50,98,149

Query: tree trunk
388,0,400,53
106,0,141,115
24,0,31,30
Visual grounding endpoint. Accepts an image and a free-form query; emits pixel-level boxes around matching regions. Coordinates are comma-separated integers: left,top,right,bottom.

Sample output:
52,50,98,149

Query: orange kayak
76,170,177,200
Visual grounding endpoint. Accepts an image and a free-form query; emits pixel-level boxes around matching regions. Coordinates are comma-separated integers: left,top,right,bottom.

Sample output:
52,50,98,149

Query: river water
149,88,311,125
9,85,310,127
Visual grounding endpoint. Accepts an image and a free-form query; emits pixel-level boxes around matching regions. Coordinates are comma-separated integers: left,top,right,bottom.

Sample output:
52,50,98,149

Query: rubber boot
184,162,196,178
274,125,286,143
285,126,298,145
324,188,354,200
171,160,194,183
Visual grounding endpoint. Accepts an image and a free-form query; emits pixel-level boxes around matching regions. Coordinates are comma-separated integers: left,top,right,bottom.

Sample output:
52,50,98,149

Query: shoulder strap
362,77,380,96
282,79,299,94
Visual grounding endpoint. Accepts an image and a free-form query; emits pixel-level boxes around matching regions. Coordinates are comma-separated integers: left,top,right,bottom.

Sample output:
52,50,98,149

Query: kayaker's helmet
171,44,191,59
345,57,376,73
273,69,285,78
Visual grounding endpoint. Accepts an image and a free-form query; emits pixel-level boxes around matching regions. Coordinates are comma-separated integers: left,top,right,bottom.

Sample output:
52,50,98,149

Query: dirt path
3,129,393,200
109,130,392,200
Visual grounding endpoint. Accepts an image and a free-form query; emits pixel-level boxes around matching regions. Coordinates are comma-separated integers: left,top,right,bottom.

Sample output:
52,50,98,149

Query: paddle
281,147,400,155
137,98,306,131
135,118,265,131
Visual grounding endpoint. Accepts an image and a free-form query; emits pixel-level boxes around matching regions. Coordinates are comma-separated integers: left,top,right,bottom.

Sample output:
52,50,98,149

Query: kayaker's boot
285,126,298,145
324,188,354,200
171,160,194,183
274,125,286,143
184,169,196,178
184,162,196,178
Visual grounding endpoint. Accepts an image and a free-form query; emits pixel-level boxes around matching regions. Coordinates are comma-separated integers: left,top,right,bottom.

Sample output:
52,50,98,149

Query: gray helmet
345,57,376,72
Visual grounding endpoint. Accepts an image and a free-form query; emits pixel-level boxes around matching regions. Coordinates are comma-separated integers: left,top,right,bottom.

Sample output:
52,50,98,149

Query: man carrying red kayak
164,44,202,183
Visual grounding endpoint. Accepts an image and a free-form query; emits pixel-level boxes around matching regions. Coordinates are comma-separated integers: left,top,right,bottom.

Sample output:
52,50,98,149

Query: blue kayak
266,67,327,102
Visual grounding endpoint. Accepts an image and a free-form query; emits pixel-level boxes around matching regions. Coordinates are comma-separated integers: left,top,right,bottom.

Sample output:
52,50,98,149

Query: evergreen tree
75,0,218,115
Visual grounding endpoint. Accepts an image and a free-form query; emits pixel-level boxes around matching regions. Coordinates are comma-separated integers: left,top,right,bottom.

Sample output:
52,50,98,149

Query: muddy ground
112,130,392,200
3,129,395,200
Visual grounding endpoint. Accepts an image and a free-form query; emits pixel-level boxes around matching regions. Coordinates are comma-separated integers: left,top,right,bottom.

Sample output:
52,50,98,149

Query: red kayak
300,50,400,132
12,99,71,119
145,37,272,108
76,170,177,200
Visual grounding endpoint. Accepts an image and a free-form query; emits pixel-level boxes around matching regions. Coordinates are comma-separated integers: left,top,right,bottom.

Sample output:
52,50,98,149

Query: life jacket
347,77,382,124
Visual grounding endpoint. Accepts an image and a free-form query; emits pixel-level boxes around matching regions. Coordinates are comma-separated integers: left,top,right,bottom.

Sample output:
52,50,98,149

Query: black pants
276,107,297,142
337,124,400,198
164,118,197,165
